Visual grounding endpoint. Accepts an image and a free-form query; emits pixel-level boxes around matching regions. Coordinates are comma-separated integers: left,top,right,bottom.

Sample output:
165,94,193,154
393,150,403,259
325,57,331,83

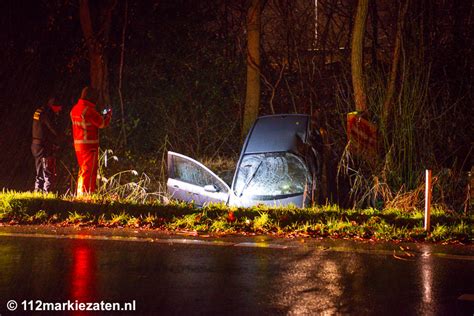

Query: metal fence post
424,169,432,232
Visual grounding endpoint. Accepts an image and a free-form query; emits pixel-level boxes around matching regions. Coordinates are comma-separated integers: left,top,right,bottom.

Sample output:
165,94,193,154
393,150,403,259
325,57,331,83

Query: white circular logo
7,300,18,311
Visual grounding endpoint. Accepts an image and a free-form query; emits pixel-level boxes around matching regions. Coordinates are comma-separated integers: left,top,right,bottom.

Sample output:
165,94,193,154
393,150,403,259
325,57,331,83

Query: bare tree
242,0,262,140
382,0,408,127
351,0,369,112
79,0,116,107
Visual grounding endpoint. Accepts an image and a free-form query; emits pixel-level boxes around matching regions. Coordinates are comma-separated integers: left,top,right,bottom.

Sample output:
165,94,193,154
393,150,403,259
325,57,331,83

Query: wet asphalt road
0,226,473,315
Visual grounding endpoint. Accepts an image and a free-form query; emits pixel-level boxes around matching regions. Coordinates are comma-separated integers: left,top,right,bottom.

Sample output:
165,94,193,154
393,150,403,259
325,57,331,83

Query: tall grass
94,148,168,203
336,53,467,211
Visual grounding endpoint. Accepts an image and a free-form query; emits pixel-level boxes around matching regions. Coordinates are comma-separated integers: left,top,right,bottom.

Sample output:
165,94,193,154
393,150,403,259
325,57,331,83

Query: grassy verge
0,191,472,243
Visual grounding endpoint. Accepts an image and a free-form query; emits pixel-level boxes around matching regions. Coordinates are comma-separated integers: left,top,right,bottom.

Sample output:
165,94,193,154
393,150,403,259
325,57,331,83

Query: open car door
167,151,230,206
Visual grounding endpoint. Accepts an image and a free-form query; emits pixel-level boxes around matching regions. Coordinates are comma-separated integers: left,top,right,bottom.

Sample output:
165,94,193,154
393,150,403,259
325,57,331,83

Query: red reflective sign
347,112,379,162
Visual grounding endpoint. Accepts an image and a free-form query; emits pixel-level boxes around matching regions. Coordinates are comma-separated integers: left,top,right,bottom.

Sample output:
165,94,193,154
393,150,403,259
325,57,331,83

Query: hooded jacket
70,99,110,151
32,106,60,147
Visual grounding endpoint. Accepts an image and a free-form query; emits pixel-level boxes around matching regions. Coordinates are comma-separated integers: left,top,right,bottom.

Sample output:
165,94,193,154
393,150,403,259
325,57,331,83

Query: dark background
0,0,472,210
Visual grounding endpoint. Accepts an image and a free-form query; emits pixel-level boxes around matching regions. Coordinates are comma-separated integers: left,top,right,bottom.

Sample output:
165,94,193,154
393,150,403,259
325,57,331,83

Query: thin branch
117,0,128,147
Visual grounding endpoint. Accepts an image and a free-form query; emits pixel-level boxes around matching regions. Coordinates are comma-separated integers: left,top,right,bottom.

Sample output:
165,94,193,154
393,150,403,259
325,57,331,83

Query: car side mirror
204,184,219,193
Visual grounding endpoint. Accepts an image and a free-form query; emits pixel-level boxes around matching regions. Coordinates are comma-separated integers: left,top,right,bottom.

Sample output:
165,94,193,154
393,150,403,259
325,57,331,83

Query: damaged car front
167,114,320,207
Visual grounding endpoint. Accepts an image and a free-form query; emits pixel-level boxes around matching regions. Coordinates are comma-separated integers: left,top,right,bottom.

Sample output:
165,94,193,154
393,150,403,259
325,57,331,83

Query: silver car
167,114,321,207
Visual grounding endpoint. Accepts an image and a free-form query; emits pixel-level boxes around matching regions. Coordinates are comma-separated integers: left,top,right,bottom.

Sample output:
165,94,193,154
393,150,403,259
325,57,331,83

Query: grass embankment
0,191,472,243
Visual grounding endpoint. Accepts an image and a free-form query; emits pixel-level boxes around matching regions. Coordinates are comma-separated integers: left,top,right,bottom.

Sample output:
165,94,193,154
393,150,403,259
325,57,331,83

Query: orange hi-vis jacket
70,99,111,150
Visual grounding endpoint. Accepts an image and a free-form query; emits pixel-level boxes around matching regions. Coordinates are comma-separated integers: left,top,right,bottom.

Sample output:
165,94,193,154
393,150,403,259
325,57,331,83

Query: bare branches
117,0,128,148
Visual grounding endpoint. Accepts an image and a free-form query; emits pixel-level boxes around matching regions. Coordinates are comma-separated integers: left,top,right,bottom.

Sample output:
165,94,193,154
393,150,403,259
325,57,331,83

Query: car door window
172,155,227,192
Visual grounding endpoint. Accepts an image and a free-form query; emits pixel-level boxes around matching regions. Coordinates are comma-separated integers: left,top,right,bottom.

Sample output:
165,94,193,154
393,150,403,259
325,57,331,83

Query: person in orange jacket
70,87,112,196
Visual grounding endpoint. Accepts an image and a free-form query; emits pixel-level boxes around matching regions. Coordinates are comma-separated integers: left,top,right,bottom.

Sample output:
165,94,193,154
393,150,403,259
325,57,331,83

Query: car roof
242,114,310,155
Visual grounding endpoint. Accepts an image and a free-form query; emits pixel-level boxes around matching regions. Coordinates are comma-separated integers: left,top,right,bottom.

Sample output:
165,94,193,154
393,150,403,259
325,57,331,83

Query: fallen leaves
393,246,416,261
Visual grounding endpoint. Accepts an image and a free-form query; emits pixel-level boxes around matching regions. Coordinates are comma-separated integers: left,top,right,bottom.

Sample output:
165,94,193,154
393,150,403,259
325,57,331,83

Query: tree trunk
242,0,262,140
351,0,369,112
79,0,114,107
369,0,378,66
382,0,408,127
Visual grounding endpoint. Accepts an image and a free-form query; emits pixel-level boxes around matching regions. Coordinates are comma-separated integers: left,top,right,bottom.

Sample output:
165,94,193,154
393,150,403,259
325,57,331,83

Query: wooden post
424,169,432,232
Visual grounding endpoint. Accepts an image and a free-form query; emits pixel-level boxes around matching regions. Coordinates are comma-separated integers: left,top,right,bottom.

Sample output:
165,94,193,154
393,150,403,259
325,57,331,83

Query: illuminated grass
110,212,130,227
0,191,472,243
127,216,141,228
253,212,271,232
209,219,233,233
67,211,88,224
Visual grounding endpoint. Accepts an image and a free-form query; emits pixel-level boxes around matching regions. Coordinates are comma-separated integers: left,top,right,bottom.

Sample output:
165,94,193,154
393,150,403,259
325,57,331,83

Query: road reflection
0,235,473,315
275,251,355,315
419,246,434,313
70,240,96,315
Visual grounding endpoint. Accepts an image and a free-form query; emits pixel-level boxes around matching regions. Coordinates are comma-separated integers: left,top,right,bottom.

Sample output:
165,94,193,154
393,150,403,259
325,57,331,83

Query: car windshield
234,152,310,200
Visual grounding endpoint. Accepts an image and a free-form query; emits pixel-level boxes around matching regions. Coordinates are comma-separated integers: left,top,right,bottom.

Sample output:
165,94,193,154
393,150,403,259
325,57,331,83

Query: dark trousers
31,143,57,193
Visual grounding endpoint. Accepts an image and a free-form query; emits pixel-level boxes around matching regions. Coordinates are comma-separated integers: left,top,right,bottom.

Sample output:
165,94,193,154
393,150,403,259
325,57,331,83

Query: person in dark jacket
31,97,63,193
